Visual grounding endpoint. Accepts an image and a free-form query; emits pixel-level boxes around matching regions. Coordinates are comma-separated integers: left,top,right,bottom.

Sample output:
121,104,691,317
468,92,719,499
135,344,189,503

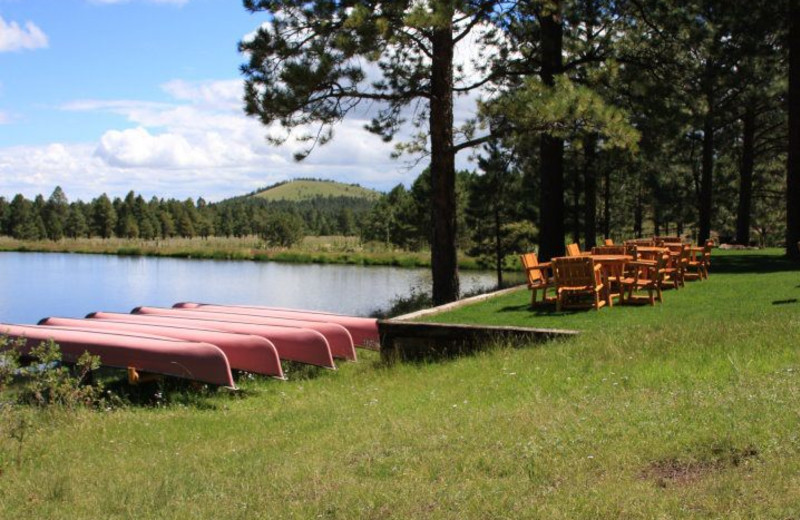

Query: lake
0,252,498,324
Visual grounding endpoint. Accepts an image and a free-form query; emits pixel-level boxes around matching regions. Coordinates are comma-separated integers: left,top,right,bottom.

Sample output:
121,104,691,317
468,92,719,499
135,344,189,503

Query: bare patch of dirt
641,445,760,488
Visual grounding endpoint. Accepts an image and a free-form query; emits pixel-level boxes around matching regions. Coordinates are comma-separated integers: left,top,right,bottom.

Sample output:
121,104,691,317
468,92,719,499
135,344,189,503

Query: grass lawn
1,249,799,518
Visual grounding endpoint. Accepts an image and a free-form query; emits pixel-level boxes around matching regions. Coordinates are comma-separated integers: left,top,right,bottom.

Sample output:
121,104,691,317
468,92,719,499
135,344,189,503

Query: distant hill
249,179,381,202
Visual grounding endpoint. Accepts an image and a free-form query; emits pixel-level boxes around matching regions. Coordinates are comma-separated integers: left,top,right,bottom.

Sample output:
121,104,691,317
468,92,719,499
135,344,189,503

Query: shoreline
0,237,488,271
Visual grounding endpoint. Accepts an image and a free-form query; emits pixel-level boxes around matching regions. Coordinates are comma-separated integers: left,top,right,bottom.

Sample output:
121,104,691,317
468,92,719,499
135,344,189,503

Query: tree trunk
699,92,715,245
583,134,598,249
736,102,756,245
572,165,581,245
538,2,566,262
429,11,459,304
788,0,800,260
602,166,611,238
634,182,643,238
494,205,503,287
653,206,661,237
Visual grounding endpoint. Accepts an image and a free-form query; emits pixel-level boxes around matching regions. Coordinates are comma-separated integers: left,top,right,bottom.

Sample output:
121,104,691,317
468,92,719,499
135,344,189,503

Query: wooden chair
591,245,627,300
553,256,607,311
662,243,690,289
624,238,655,247
685,239,713,281
591,245,626,255
619,253,668,305
566,243,591,257
654,236,682,246
519,252,556,306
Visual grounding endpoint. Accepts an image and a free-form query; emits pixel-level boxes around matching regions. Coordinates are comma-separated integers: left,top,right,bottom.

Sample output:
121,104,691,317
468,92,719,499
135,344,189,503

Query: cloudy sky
0,0,483,202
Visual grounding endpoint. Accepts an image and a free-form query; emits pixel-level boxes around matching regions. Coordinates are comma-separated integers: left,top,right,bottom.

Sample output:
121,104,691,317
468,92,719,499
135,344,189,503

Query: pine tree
240,0,509,304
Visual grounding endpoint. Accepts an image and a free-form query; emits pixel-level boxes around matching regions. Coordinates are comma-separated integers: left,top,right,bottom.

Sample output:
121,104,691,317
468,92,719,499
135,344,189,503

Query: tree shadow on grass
710,254,800,274
499,302,595,318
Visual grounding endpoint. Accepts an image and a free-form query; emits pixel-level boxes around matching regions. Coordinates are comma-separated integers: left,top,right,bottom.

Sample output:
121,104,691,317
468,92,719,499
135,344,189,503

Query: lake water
0,252,497,324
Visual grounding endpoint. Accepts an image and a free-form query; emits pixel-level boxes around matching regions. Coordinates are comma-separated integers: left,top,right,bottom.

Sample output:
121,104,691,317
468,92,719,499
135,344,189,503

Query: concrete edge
392,284,528,322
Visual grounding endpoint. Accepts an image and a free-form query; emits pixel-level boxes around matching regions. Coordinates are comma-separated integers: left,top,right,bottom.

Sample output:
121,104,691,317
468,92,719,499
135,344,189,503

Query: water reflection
0,252,496,324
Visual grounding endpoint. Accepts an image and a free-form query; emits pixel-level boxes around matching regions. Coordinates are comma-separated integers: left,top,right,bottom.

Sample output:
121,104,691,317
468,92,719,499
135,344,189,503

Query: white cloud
0,111,11,124
161,79,242,110
0,78,421,201
0,16,48,52
2,18,501,202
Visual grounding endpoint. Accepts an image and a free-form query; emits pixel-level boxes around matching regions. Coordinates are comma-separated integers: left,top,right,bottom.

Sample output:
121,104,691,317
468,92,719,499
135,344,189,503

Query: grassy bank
1,249,799,518
0,235,484,270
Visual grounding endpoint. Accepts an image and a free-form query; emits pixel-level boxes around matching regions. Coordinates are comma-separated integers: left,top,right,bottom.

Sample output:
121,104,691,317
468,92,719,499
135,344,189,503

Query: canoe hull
39,317,284,379
87,312,336,369
0,324,235,387
136,306,356,361
175,302,379,348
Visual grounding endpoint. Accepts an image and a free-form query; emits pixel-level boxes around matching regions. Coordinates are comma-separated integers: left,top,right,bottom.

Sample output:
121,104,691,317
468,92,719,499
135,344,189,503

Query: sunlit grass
1,249,799,518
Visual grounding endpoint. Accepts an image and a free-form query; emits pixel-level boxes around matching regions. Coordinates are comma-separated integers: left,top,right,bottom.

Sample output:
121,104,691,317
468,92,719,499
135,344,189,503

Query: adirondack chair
591,245,626,255
685,239,713,281
662,243,690,289
654,236,682,246
624,238,655,247
590,245,628,299
566,243,591,257
519,252,556,306
619,253,668,305
553,256,607,311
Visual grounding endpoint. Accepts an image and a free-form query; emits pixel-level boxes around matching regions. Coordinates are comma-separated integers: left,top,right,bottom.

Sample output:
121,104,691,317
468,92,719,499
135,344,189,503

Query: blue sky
0,0,434,202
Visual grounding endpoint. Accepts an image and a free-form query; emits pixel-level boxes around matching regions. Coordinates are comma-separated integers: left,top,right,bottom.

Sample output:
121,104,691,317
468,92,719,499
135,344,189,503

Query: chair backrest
654,253,669,276
624,238,655,247
566,243,582,257
554,256,598,286
519,252,544,284
592,245,625,255
702,239,713,263
678,244,691,265
604,238,614,246
654,236,682,246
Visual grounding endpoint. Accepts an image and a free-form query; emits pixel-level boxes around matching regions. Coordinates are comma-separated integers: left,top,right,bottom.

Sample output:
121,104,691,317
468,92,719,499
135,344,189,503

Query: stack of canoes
1,303,380,388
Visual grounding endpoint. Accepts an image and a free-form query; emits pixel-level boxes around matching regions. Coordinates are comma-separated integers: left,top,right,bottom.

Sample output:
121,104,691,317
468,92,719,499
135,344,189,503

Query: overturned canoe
137,306,356,361
39,316,284,379
87,311,336,369
174,302,380,348
0,323,235,387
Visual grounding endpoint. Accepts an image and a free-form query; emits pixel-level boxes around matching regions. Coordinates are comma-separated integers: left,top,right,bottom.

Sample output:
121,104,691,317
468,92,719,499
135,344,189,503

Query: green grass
1,249,800,518
251,179,381,201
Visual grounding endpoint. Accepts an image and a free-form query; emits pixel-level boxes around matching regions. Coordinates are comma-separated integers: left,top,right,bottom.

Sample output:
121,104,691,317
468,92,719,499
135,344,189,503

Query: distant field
251,179,381,202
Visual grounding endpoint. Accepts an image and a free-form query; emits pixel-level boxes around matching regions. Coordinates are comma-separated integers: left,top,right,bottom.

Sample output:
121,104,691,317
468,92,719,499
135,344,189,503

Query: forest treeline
0,187,372,247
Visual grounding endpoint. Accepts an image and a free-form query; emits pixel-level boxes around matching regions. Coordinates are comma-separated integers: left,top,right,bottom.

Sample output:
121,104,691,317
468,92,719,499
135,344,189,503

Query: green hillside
250,179,380,202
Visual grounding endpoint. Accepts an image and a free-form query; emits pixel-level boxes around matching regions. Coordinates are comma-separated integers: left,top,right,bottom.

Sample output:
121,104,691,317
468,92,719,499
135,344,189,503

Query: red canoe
39,317,285,379
137,306,356,361
0,324,235,387
87,311,336,369
174,302,380,348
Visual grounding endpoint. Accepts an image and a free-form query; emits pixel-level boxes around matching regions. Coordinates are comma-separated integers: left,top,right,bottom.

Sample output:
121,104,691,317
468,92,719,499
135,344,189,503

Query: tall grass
0,249,798,518
0,236,491,271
